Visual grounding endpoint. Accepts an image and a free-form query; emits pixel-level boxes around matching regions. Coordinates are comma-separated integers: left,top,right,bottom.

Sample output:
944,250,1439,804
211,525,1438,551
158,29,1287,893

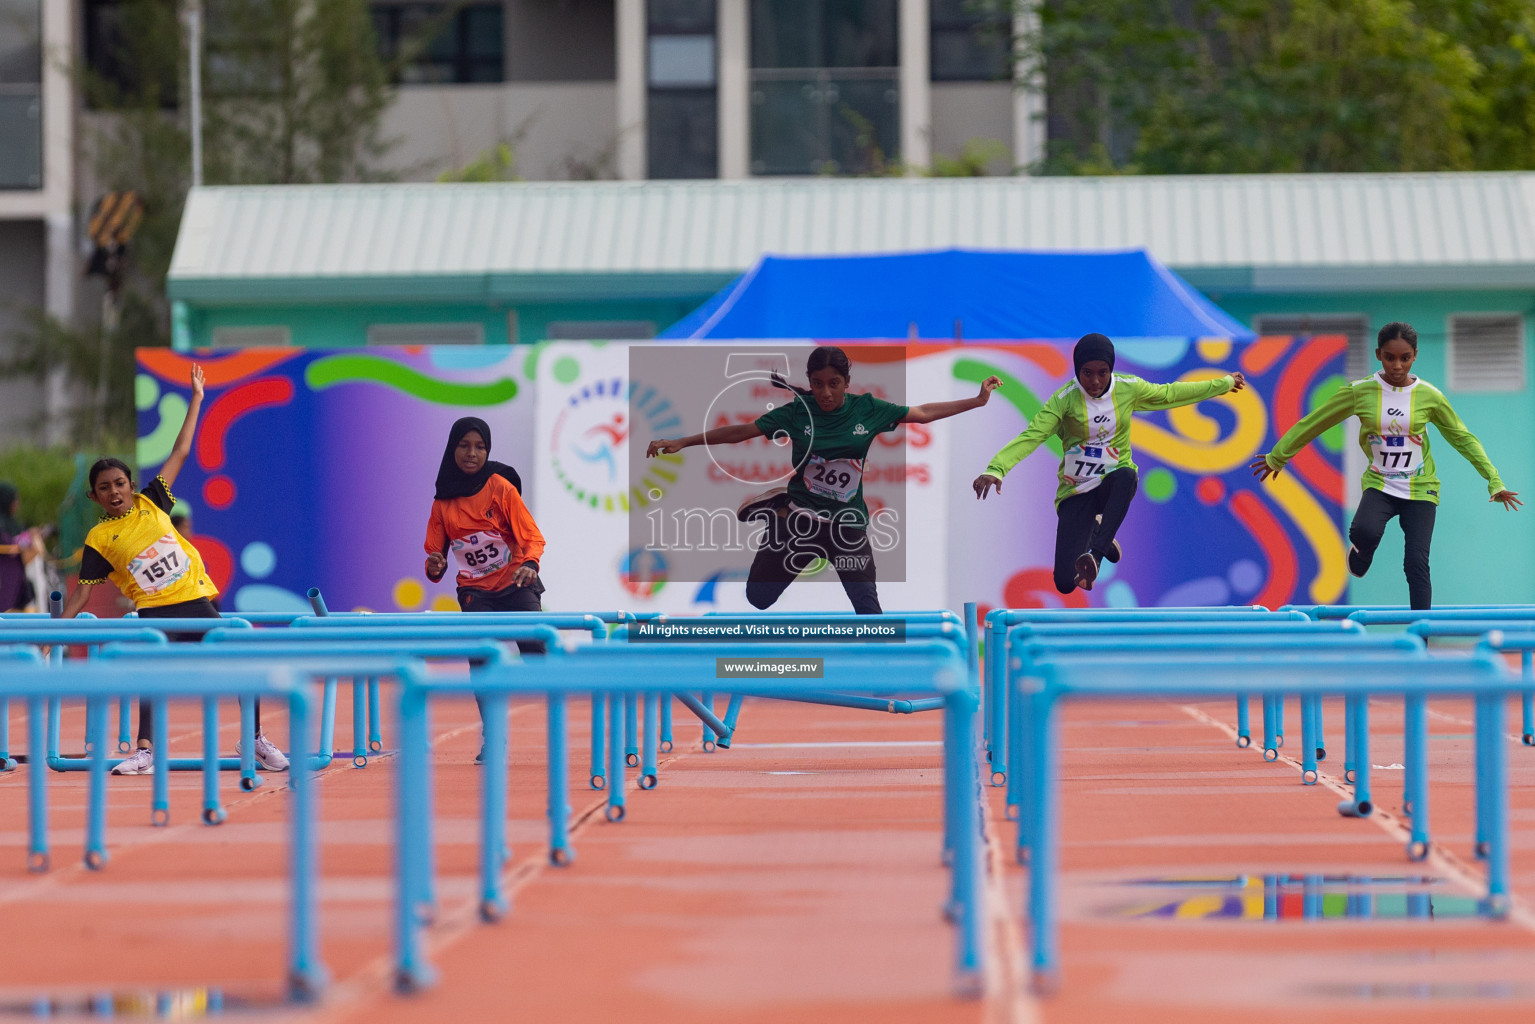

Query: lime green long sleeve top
983,373,1235,506
1264,372,1503,505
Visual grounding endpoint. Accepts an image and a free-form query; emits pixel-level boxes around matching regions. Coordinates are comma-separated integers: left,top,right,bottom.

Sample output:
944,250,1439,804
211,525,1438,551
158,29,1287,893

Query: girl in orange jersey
423,417,547,763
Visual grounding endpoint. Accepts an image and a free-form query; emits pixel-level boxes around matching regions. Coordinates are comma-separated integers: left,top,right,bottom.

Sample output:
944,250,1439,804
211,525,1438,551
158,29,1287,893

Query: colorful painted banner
134,337,1345,616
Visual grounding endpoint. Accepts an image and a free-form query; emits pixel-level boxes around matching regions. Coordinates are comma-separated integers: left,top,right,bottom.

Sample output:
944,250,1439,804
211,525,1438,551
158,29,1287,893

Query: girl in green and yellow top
974,333,1245,593
62,364,289,775
1252,321,1520,610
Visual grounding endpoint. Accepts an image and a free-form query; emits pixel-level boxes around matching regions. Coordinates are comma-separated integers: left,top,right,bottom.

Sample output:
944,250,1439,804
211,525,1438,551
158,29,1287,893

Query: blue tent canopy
659,249,1255,342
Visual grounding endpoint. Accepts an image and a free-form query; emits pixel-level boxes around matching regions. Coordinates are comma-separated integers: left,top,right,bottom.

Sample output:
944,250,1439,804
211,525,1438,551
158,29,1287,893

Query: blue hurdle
0,653,332,1001
1020,652,1513,992
388,640,982,996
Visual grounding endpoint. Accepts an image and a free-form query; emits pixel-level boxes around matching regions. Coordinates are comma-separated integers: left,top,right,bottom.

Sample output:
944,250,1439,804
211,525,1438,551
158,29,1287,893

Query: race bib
452,530,511,579
1368,433,1420,477
804,456,863,502
1064,444,1117,487
128,534,191,594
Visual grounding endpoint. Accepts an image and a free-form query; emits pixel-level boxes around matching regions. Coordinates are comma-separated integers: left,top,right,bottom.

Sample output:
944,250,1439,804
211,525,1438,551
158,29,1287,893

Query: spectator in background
0,481,38,612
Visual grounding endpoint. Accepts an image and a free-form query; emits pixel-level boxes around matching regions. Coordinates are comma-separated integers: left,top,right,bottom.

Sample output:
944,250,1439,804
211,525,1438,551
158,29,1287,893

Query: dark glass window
750,72,897,174
751,0,897,70
0,0,40,188
930,0,1010,81
649,90,717,178
648,0,717,178
372,3,504,84
82,0,179,108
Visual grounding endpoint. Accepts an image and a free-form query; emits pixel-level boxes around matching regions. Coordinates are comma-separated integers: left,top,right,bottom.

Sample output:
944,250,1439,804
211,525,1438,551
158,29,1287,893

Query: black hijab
1073,333,1116,376
434,417,522,501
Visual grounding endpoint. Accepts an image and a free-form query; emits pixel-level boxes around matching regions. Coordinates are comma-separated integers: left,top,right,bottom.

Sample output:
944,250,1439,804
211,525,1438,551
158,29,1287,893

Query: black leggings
461,580,546,721
1348,488,1436,610
135,597,258,744
746,510,881,614
1053,467,1138,594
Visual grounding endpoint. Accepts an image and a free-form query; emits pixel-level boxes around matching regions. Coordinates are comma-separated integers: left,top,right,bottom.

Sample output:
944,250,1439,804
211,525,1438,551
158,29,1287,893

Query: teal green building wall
1212,288,1535,605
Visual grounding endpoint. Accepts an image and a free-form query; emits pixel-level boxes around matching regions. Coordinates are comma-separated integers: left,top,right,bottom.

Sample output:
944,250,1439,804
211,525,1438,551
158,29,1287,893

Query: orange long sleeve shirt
424,474,546,591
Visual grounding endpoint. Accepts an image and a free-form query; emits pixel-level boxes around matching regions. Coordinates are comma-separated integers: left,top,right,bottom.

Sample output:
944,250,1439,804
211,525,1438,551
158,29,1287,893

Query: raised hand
1229,371,1246,392
646,438,684,458
1249,454,1280,481
976,375,1003,402
190,363,205,400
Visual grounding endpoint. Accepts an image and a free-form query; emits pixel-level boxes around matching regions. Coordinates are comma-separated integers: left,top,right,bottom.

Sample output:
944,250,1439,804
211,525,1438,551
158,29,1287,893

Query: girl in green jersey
647,345,1000,612
974,333,1245,593
1252,321,1520,609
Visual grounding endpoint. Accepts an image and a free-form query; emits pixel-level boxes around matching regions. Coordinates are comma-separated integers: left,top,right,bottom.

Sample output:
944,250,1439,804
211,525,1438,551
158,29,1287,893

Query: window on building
367,323,485,345
1448,314,1526,392
0,0,41,188
372,3,504,85
545,320,656,340
930,0,1010,82
82,0,182,108
1254,314,1371,380
649,0,718,178
210,326,293,348
749,0,899,176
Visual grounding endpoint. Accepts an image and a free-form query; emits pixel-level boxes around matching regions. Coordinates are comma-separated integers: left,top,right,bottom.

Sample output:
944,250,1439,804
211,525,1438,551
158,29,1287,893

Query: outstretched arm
1431,398,1521,509
647,421,764,457
1133,371,1244,411
1250,381,1354,482
902,376,1002,424
972,401,1063,500
159,364,205,489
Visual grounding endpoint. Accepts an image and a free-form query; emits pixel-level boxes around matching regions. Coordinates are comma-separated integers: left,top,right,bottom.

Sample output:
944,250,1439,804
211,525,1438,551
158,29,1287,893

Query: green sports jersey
754,390,909,526
1265,372,1504,505
983,372,1235,506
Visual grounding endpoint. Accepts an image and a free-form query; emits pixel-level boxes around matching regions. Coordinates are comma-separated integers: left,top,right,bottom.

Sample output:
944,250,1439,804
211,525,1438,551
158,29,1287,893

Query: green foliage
1024,0,1535,174
438,143,522,183
931,138,1014,176
1,299,149,445
0,443,133,560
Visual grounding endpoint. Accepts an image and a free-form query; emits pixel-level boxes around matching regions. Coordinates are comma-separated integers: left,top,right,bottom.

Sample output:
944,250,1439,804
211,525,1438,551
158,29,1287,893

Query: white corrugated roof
168,172,1535,285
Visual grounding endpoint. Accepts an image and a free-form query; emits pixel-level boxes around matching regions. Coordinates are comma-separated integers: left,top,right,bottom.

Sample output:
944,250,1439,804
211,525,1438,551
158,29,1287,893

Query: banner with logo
135,336,1345,617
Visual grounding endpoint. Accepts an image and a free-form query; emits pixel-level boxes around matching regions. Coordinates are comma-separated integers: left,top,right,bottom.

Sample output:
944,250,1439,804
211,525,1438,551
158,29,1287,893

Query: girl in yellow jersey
62,365,289,775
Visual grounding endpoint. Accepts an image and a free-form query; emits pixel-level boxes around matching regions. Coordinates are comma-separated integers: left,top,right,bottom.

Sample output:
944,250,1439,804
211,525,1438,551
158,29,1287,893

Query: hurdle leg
394,688,435,991
1315,696,1327,761
1300,695,1318,784
479,693,510,921
27,697,47,871
1261,695,1278,761
239,694,261,790
85,697,109,868
624,692,639,767
723,693,745,735
589,694,606,790
1404,693,1429,859
660,695,673,753
701,690,716,750
319,678,337,761
674,691,732,746
1014,678,1036,864
202,697,224,825
47,696,60,766
946,688,983,996
0,698,11,771
117,696,131,753
1339,695,1372,817
367,676,383,752
1026,689,1060,993
1005,672,1023,822
1522,650,1533,745
546,693,573,865
287,692,325,1000
150,696,170,825
351,679,368,766
1235,693,1250,748
606,691,626,821
1274,694,1285,747
1474,696,1493,859
640,693,659,789
1343,695,1357,783
1477,692,1510,915
1302,873,1322,919
987,622,1006,786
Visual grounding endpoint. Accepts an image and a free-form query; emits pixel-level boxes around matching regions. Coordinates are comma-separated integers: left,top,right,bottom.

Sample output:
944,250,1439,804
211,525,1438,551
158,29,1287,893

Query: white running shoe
237,734,291,772
112,747,154,775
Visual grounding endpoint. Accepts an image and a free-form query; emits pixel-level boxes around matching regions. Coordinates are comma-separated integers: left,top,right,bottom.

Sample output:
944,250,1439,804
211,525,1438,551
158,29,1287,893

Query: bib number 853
463,544,500,567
